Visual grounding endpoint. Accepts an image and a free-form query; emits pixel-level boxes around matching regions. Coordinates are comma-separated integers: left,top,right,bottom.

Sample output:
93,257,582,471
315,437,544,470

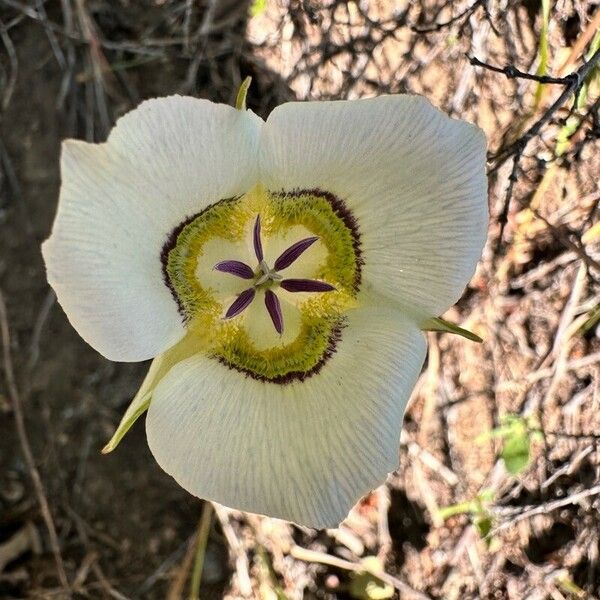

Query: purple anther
264,289,284,334
253,215,264,262
214,260,255,279
224,288,256,319
273,236,319,271
280,279,336,293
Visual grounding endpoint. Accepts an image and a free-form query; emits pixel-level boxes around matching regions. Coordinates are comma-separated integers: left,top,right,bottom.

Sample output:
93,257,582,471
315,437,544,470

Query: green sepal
421,317,482,343
235,76,252,111
101,332,207,454
102,392,150,454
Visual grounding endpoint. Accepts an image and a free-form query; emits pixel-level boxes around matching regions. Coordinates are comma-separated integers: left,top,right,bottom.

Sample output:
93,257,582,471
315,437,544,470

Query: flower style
42,92,488,528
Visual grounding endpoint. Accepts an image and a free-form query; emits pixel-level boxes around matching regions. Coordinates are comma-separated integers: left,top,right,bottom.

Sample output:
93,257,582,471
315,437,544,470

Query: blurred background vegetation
0,0,599,598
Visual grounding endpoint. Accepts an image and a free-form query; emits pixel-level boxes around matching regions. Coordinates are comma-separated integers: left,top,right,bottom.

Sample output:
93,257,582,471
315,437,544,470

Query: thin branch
0,290,69,590
412,0,484,33
0,18,18,110
492,48,600,166
468,55,577,85
479,47,600,239
291,545,433,600
491,484,600,535
532,209,600,275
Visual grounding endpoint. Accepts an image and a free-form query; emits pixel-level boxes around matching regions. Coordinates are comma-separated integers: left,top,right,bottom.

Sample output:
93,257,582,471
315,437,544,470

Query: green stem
534,0,551,107
189,502,213,600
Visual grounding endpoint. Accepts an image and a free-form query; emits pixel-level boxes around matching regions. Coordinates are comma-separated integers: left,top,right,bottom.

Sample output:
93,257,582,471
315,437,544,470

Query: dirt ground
0,0,599,599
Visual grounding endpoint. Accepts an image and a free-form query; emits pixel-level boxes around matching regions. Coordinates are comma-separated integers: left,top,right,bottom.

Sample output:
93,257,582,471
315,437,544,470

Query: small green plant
349,557,394,600
477,414,544,475
439,415,544,543
578,302,600,336
250,0,267,17
533,0,551,108
555,30,600,156
438,489,495,539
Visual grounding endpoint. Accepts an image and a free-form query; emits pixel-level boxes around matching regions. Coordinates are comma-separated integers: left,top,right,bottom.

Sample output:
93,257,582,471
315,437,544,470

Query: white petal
146,306,426,528
43,97,263,361
260,96,488,318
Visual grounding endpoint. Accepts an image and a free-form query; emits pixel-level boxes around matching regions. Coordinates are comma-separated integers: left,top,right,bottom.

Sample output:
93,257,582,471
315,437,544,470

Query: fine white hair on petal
146,306,427,529
42,97,263,362
259,95,488,319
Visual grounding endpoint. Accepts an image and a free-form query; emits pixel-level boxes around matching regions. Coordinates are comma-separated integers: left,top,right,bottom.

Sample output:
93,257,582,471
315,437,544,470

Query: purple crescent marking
214,260,255,279
253,215,264,262
280,279,336,293
264,289,284,334
273,236,319,271
224,288,256,319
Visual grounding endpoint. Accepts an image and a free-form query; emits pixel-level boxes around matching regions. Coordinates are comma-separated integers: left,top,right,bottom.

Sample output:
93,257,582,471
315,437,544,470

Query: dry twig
0,290,69,590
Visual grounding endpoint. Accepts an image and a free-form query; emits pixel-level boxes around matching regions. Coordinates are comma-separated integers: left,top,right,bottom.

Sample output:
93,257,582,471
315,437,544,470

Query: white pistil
255,260,283,286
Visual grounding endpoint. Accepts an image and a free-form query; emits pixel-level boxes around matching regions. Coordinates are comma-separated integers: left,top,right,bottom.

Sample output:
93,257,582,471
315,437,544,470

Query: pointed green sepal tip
421,317,483,343
235,76,252,111
101,393,151,454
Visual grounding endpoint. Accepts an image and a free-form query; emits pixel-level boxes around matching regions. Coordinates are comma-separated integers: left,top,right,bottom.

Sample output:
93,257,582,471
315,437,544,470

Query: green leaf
349,558,394,600
501,430,530,474
557,577,587,598
474,514,493,538
250,0,267,17
476,414,543,474
476,423,515,443
438,490,494,521
578,302,600,335
438,500,477,520
554,29,600,156
439,492,495,541
421,317,482,343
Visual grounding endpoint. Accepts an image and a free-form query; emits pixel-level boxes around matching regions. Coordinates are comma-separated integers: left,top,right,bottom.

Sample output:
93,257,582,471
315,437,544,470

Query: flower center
215,215,336,335
161,186,361,383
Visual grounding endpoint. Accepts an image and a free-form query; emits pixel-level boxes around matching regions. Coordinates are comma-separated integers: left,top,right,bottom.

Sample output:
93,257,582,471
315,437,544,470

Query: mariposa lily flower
42,89,487,528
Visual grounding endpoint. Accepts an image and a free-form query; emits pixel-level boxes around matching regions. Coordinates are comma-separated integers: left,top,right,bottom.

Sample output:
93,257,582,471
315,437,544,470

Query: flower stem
189,502,213,600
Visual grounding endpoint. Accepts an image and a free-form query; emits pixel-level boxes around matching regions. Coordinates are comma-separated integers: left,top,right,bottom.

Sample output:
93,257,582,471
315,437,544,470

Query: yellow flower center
162,185,361,382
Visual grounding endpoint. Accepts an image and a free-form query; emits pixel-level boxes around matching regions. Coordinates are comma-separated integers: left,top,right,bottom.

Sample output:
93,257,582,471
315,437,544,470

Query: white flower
42,94,487,528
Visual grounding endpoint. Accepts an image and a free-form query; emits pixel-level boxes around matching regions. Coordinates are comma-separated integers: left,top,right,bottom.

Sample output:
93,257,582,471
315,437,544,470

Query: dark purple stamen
216,214,336,333
214,260,255,279
280,279,337,293
273,236,319,271
253,215,264,262
224,288,256,319
264,290,284,335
